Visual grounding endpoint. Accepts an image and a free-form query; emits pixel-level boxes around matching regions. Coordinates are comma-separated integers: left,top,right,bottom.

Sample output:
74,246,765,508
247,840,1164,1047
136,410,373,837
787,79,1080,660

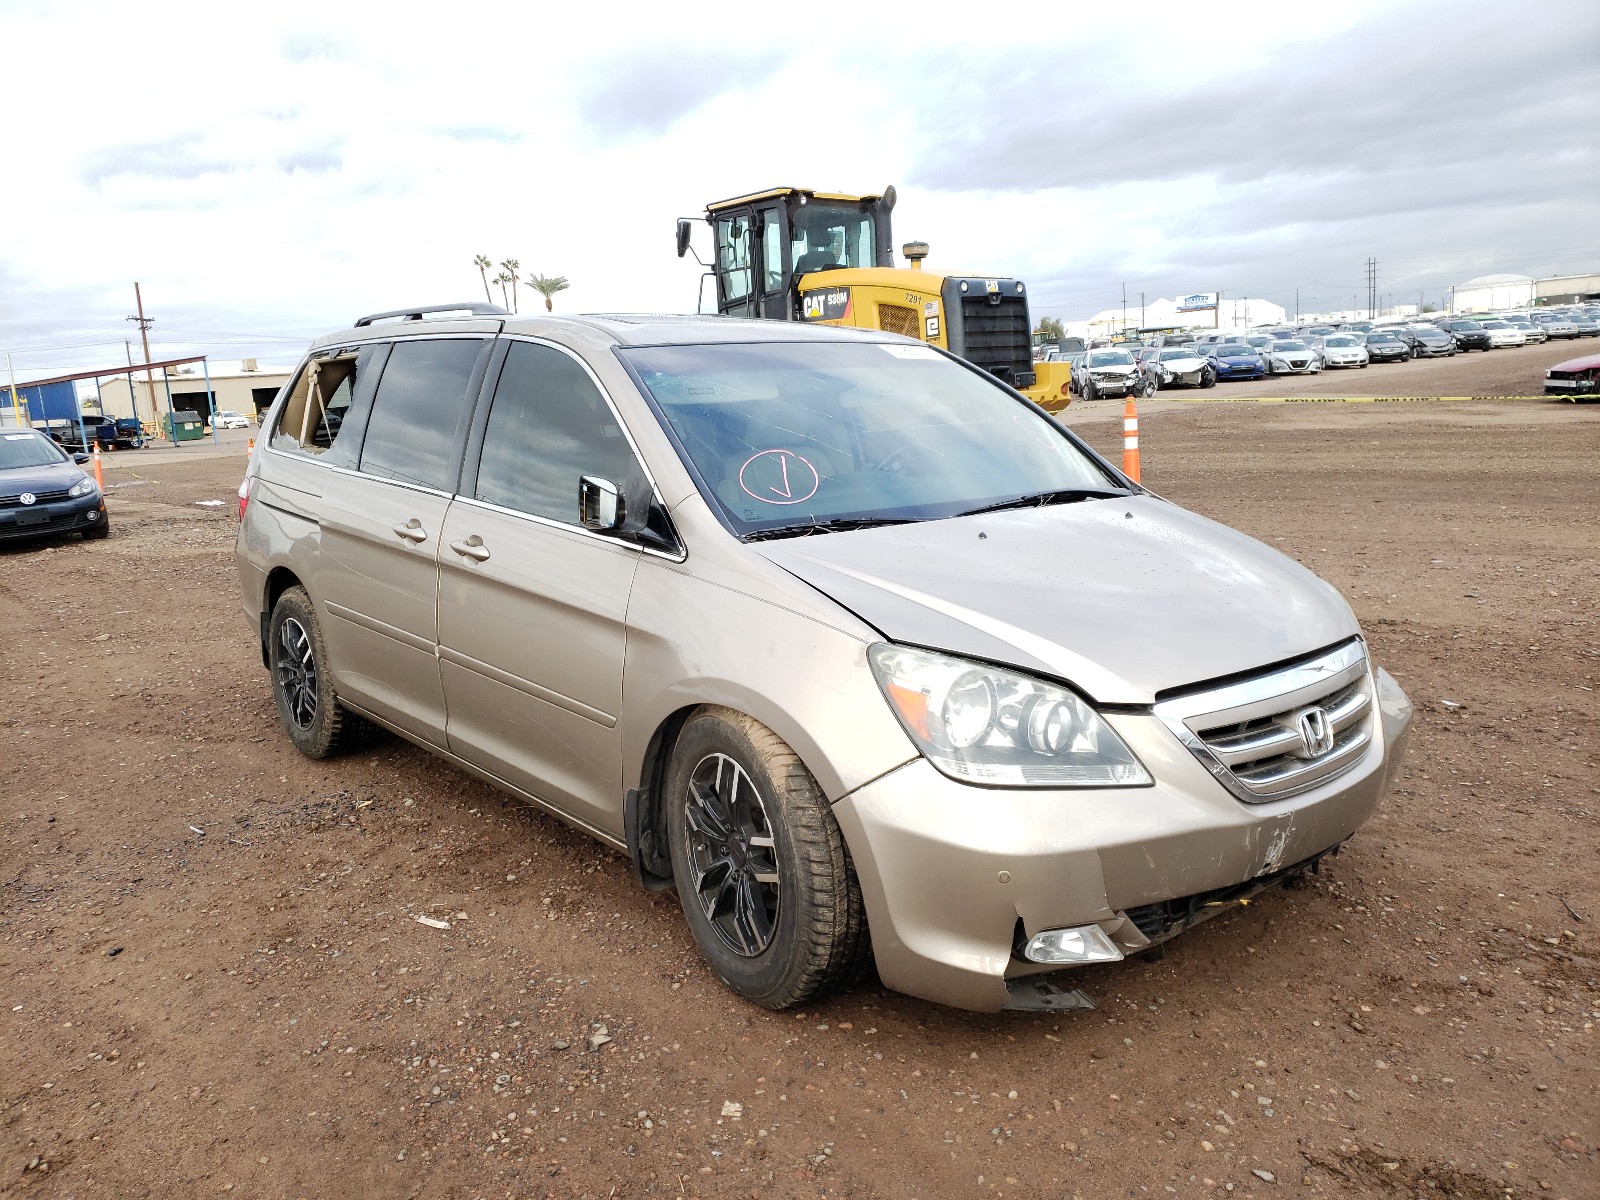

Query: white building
1065,295,1287,342
1452,273,1534,313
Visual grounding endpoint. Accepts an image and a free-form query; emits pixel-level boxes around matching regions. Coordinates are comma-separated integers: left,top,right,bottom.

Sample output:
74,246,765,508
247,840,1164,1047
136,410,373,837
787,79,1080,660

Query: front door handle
393,519,428,544
449,536,490,562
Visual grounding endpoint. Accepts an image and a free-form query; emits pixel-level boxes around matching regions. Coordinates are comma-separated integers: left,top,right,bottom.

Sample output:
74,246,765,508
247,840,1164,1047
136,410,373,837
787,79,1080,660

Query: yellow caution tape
1160,395,1551,404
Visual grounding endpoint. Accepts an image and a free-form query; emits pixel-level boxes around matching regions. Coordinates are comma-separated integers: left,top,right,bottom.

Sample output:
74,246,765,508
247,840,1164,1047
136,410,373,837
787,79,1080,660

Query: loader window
796,204,877,271
716,215,753,306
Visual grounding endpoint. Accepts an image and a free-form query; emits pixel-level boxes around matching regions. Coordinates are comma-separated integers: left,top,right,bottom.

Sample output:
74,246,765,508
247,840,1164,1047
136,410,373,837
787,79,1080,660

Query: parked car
1363,330,1411,362
1403,327,1457,358
1312,334,1370,369
1142,346,1214,388
1505,318,1548,344
235,305,1414,1013
1543,351,1600,399
1557,311,1600,336
1076,347,1144,399
1530,313,1582,339
1476,320,1525,349
1264,340,1320,375
1205,343,1266,381
37,413,144,451
0,427,109,543
213,410,253,430
1439,320,1492,352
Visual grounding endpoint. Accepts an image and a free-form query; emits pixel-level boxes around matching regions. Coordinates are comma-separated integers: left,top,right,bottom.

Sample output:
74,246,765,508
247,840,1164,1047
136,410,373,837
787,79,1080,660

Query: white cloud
1,0,1596,378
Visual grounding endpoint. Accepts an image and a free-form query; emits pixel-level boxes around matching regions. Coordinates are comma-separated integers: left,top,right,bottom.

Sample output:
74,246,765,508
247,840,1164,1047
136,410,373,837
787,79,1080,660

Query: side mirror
675,219,693,260
579,476,626,531
72,452,91,464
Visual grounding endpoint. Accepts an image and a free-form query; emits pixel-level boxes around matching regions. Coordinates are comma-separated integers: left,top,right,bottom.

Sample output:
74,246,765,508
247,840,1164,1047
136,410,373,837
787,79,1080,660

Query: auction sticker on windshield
881,345,941,360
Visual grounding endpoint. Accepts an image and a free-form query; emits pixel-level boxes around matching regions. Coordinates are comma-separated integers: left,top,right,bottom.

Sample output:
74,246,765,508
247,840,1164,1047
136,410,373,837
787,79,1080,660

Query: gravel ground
2,350,1596,1200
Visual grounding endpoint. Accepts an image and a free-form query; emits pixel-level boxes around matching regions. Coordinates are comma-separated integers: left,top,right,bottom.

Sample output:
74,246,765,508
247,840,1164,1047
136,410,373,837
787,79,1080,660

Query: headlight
868,644,1153,788
69,478,98,498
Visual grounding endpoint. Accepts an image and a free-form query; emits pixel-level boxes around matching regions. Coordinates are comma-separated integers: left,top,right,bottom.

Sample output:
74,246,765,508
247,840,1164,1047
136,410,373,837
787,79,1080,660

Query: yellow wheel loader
676,186,1074,412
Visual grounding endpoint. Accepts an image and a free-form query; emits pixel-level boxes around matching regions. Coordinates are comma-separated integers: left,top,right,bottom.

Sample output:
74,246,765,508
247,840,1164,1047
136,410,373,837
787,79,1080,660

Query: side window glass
360,339,484,491
475,342,642,525
270,354,360,460
716,215,752,303
760,208,784,295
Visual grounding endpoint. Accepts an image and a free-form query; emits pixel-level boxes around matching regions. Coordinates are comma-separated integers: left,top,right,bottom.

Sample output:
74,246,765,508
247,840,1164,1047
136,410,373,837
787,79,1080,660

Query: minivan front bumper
833,668,1412,1012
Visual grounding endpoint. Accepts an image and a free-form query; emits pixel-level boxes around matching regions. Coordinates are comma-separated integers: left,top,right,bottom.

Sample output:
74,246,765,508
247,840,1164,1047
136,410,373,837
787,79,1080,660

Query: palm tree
526,273,570,313
500,259,521,313
473,255,493,303
493,271,513,310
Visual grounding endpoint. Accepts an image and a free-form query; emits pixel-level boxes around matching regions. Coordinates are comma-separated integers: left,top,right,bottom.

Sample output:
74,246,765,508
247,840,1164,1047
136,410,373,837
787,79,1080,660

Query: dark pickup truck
38,415,145,451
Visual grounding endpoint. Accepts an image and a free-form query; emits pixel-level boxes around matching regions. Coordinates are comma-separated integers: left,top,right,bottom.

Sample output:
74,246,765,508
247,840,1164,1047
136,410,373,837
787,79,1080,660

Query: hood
755,496,1358,705
0,460,86,498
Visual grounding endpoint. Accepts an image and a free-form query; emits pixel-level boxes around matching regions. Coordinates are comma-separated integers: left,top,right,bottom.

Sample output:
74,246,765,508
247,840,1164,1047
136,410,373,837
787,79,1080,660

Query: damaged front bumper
833,668,1413,1012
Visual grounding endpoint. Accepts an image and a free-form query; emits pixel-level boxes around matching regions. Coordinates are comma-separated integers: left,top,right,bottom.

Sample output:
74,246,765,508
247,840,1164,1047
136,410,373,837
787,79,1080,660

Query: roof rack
353,302,510,328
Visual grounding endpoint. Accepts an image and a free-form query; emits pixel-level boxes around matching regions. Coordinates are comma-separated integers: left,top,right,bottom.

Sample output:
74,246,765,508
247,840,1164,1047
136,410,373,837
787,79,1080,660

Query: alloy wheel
275,617,318,729
683,753,780,957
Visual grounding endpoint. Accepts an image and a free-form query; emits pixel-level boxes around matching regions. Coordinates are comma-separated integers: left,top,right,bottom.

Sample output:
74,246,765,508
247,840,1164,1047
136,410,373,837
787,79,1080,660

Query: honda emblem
1296,707,1334,758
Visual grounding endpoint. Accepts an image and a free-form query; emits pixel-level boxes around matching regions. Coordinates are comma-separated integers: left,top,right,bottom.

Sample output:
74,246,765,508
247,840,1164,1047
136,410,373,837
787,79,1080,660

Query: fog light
1023,924,1123,965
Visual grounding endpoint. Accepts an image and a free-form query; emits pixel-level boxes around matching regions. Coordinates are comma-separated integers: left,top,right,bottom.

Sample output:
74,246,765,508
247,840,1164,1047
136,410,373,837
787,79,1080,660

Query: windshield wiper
954,487,1128,518
742,517,918,542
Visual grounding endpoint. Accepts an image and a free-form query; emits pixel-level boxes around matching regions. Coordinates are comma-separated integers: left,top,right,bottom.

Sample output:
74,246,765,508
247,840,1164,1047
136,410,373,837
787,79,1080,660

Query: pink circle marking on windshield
737,449,820,505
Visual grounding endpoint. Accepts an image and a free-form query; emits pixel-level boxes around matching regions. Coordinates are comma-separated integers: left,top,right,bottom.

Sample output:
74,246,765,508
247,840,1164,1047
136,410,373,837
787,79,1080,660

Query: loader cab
682,187,897,320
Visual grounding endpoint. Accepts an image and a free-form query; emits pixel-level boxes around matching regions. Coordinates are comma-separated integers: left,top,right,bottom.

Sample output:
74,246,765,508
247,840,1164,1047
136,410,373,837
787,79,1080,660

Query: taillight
237,475,250,520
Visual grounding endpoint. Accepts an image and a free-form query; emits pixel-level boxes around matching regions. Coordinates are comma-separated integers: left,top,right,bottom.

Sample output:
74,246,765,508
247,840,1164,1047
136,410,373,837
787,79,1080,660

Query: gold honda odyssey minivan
237,303,1412,1013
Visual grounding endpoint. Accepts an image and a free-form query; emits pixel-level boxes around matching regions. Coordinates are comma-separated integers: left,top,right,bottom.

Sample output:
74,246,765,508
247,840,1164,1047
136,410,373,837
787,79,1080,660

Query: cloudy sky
2,0,1597,382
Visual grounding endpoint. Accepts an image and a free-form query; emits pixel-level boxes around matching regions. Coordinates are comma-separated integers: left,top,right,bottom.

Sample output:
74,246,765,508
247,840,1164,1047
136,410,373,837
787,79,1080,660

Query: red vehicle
1543,352,1600,399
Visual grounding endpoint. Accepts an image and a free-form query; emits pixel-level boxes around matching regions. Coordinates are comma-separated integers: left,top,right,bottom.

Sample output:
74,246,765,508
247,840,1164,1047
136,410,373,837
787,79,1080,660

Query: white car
1141,347,1212,388
1265,340,1321,375
1314,335,1370,369
213,410,252,429
1505,318,1547,344
1477,320,1526,349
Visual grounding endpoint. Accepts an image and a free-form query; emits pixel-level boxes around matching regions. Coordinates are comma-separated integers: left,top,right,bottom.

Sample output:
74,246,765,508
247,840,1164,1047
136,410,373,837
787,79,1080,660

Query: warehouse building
95,359,292,424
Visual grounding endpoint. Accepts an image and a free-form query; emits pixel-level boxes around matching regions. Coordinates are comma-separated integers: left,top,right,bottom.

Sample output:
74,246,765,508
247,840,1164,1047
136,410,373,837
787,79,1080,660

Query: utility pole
127,282,157,428
1121,283,1127,336
1365,257,1378,319
1295,288,1299,324
1139,291,1145,329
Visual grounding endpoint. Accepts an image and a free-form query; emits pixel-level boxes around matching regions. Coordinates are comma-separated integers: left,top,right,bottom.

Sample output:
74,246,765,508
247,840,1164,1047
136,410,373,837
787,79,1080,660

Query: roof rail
353,302,510,328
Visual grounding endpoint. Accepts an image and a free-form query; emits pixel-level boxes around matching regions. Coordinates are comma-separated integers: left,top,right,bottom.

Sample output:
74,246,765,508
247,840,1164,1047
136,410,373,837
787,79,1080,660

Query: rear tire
665,708,870,1009
268,585,366,758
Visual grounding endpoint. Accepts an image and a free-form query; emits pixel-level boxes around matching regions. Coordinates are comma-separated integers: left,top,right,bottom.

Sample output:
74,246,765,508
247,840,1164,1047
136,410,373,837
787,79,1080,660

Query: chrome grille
1154,641,1375,804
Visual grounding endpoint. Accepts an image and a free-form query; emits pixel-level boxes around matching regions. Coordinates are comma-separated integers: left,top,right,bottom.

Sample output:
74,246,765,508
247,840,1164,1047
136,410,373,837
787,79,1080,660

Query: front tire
268,585,365,758
82,511,110,540
1201,367,1217,388
665,708,869,1009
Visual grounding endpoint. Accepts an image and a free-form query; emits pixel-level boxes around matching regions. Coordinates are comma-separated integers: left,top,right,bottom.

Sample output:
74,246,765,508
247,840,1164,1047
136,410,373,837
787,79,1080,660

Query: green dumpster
165,410,204,441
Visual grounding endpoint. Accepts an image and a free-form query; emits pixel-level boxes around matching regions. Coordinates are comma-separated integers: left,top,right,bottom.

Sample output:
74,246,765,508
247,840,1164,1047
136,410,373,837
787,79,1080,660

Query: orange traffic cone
247,436,255,456
1122,398,1141,484
91,443,105,490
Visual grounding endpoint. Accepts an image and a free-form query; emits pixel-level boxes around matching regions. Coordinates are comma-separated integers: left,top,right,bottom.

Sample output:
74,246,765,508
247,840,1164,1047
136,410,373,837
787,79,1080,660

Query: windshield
0,431,69,470
1086,349,1135,367
622,341,1120,537
795,203,876,272
1368,332,1399,341
1212,344,1252,356
1324,336,1359,347
1273,341,1309,352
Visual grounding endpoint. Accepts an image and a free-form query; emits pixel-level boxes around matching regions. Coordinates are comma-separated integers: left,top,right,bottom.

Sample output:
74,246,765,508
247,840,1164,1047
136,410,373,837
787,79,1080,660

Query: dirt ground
2,345,1596,1200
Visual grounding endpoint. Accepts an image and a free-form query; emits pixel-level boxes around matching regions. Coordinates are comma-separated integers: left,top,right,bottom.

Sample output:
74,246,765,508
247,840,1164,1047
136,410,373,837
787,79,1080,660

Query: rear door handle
449,536,490,562
393,520,428,544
